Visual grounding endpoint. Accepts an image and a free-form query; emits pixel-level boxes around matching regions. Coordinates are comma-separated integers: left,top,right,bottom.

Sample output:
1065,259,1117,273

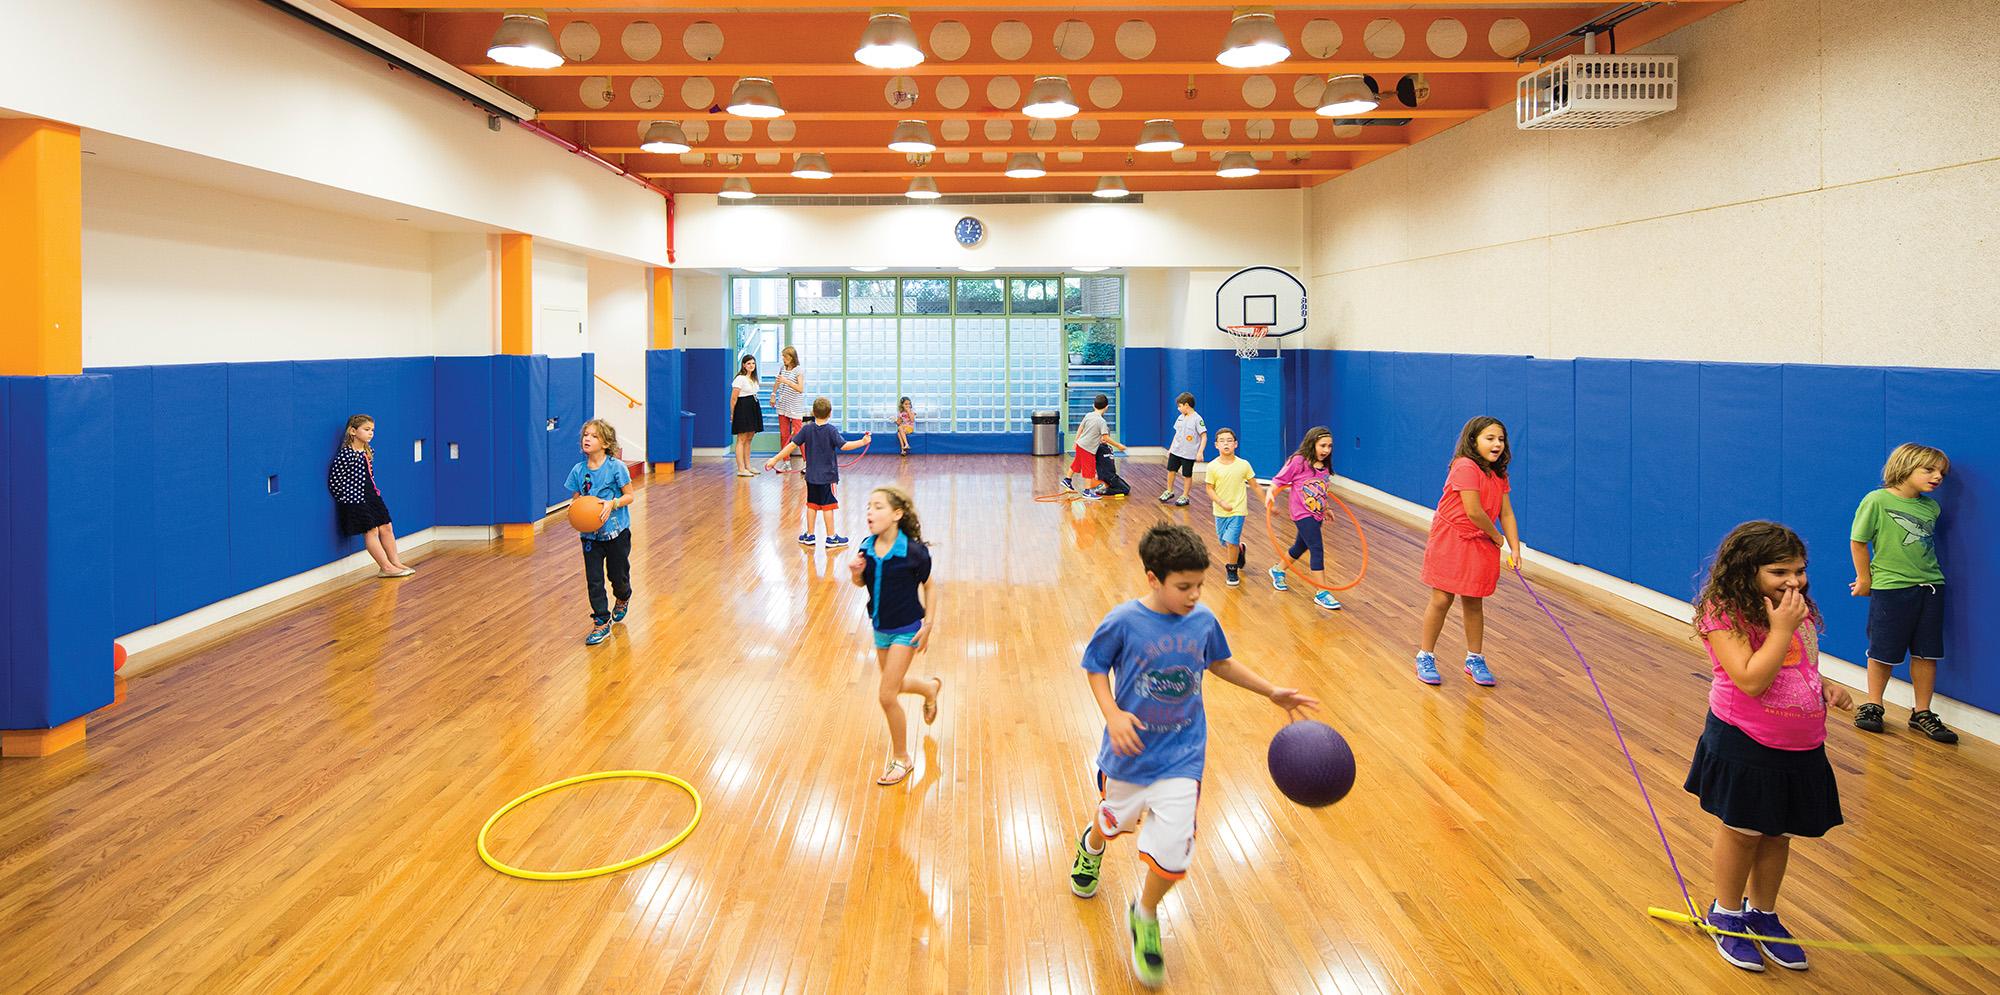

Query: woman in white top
728,353,763,476
772,345,808,474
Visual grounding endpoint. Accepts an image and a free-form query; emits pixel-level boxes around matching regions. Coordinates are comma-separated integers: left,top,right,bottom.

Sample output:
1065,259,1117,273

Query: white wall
1304,0,2000,368
82,165,433,366
673,270,730,350
533,247,590,358
7,0,666,266
587,257,650,459
431,234,497,357
670,190,1306,271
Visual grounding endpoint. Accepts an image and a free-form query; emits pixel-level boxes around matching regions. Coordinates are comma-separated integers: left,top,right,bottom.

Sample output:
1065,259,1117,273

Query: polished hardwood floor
4,455,1998,994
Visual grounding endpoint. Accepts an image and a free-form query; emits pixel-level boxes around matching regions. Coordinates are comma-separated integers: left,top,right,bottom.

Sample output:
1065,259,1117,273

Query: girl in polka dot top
328,414,414,578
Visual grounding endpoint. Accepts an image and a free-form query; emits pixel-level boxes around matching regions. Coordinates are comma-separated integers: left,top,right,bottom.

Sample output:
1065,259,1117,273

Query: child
846,486,943,786
328,414,415,579
1063,393,1127,501
766,397,870,548
729,353,762,477
1066,523,1318,988
1204,428,1260,587
1849,443,1956,743
1266,427,1342,611
567,419,637,646
895,396,916,456
773,346,808,473
1415,416,1522,687
1684,521,1851,973
1158,392,1207,506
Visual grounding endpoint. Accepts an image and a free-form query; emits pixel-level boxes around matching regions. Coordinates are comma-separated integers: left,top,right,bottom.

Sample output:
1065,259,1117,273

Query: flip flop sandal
923,677,942,724
876,759,913,786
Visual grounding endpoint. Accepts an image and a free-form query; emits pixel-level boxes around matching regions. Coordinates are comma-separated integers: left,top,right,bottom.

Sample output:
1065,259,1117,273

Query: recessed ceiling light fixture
852,265,889,272
1074,266,1111,272
1217,8,1289,69
1134,119,1184,153
959,265,995,272
855,11,925,69
487,10,563,69
726,77,785,118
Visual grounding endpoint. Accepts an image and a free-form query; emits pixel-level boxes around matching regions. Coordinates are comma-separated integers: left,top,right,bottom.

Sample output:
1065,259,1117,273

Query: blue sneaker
1314,590,1342,611
797,533,817,546
1079,489,1101,502
1269,566,1288,591
1464,653,1496,686
1743,907,1807,970
1415,651,1442,685
1707,904,1765,972
826,534,851,548
612,601,629,623
1060,476,1076,492
585,623,612,646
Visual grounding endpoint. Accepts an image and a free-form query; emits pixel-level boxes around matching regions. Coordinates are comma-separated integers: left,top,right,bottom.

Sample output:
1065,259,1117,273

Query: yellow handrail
595,374,643,408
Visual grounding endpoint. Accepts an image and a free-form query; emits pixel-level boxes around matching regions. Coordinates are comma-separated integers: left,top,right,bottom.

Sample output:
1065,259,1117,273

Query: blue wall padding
1200,350,1243,449
684,348,729,447
1779,364,1885,684
1628,361,1703,599
1119,348,1164,443
1162,349,1202,449
349,357,438,542
103,366,157,634
1238,357,1283,476
2,375,115,730
1696,363,1785,556
150,364,234,620
547,356,585,505
1883,368,2000,706
1573,359,1635,579
434,356,496,526
1521,360,1577,562
645,349,686,465
492,355,549,523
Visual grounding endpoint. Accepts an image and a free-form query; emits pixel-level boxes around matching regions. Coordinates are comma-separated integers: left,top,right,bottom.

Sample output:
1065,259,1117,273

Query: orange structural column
499,233,533,357
650,267,678,478
0,119,83,376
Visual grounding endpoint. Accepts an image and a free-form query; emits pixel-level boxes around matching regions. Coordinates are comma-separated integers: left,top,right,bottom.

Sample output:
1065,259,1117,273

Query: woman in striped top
773,345,808,473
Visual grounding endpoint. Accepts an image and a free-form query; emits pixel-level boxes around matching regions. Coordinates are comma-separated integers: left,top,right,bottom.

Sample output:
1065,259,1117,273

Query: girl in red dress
1415,416,1521,687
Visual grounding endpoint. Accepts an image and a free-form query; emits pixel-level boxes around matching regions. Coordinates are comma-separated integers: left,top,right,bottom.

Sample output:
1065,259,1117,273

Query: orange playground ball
113,642,128,673
568,495,609,532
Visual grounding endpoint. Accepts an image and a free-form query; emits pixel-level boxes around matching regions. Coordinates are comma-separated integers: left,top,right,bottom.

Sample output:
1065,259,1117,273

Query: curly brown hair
1291,426,1332,470
1452,416,1510,478
1692,521,1822,638
1139,523,1210,578
871,486,924,544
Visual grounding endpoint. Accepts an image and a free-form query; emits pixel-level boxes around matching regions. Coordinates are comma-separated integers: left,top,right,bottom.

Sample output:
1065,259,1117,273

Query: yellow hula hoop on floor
478,770,704,881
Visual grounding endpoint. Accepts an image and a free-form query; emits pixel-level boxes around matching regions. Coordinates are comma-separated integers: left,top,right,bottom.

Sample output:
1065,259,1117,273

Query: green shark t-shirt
1851,488,1944,588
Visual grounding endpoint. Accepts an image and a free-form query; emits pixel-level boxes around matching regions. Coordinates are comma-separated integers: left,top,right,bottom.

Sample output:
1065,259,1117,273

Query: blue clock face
954,216,985,246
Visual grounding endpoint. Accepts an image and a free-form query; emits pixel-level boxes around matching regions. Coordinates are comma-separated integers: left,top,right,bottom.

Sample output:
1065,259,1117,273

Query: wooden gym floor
3,455,1997,994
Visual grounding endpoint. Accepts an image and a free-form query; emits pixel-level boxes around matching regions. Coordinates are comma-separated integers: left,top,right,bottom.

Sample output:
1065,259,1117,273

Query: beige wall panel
1549,194,1822,362
1307,153,1411,276
1822,0,2000,185
1822,159,2000,369
1398,238,1554,358
1548,0,1822,234
1308,267,1412,351
1404,109,1550,260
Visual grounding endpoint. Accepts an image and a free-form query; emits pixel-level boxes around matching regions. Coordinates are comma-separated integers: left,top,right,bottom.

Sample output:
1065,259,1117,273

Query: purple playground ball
1268,721,1356,808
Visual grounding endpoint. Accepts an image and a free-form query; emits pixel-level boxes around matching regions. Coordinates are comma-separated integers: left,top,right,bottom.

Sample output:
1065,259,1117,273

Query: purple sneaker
1742,908,1807,970
1707,904,1765,972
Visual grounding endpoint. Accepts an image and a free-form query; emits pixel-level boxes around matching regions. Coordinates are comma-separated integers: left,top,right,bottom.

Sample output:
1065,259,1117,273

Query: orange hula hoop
1261,482,1370,592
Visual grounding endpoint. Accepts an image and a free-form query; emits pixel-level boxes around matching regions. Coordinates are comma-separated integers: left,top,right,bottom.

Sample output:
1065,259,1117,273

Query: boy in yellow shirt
1204,427,1263,587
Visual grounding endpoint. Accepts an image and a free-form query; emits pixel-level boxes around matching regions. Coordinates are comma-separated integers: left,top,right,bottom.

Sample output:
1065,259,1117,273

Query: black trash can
1031,410,1061,456
677,410,695,471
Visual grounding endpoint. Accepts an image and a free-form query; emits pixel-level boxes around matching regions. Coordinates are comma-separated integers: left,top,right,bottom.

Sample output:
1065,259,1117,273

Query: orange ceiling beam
592,143,1405,154
346,1,1673,9
543,107,1481,122
462,59,1527,78
640,168,1345,178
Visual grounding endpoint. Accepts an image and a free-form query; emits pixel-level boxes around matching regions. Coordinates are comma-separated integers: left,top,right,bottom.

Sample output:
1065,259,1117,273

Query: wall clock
954,216,985,247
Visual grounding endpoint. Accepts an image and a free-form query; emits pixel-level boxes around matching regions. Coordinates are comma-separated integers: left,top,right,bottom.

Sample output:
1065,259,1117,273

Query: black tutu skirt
1683,711,1842,838
336,491,393,537
731,395,764,436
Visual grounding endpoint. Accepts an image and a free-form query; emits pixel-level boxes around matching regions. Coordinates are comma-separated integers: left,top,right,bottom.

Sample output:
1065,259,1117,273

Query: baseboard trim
1332,475,2000,746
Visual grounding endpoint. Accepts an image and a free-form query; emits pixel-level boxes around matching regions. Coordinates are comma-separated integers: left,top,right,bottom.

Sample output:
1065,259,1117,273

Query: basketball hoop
1225,325,1273,360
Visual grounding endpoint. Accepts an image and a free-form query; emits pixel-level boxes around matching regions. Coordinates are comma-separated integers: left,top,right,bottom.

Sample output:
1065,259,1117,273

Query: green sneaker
1127,902,1165,987
1069,831,1103,898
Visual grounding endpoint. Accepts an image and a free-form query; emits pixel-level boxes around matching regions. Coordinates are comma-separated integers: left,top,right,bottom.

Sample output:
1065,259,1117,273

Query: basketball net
1225,325,1272,360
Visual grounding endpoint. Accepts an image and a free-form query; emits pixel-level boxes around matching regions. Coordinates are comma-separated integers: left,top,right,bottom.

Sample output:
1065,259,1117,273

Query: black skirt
731,395,764,436
1683,711,1842,838
336,491,393,537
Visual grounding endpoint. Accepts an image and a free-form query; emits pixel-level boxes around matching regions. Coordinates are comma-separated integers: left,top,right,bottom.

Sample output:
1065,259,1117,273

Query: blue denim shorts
1214,515,1245,546
1866,583,1944,663
873,622,922,649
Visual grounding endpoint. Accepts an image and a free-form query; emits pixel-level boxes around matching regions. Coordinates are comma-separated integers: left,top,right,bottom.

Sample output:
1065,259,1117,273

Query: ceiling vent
1517,54,1678,130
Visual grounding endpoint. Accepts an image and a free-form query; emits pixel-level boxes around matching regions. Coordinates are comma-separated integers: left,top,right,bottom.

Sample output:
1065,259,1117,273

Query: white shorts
1094,773,1201,880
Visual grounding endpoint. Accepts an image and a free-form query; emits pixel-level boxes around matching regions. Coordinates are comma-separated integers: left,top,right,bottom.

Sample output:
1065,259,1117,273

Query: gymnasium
4,1,1998,991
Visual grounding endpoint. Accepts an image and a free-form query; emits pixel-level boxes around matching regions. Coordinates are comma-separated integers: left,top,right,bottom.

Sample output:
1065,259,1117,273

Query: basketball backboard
1215,266,1307,337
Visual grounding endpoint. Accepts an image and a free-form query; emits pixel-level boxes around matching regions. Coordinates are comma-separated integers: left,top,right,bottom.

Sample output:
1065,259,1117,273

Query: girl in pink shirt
1265,427,1343,612
1682,521,1853,974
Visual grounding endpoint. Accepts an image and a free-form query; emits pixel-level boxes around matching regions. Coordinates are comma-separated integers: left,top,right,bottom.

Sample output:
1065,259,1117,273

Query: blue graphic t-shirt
1081,600,1233,785
565,457,631,539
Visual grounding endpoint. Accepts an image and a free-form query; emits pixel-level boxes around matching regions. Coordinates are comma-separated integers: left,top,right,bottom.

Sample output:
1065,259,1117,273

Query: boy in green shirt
1849,443,1955,743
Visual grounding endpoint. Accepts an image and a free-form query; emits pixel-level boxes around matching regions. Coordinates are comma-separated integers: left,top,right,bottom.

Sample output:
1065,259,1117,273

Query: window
1010,277,1060,315
954,278,1005,315
902,278,951,315
1009,318,1062,431
954,318,1007,433
793,278,843,315
1064,276,1123,317
732,277,789,317
848,278,897,316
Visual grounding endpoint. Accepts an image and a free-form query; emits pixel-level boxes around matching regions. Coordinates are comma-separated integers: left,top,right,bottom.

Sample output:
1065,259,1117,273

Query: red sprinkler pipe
515,119,677,204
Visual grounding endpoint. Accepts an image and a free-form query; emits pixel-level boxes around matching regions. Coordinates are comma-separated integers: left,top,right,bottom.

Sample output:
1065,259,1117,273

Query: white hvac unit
1516,54,1678,130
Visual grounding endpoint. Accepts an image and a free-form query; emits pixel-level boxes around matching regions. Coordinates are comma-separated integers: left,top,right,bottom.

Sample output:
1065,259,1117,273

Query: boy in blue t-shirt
765,396,870,547
1068,522,1319,987
566,419,636,646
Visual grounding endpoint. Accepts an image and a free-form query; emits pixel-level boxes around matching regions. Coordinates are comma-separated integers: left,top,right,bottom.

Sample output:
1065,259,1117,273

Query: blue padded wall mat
1200,349,1243,450
645,349,686,465
1779,365,1885,684
684,348,729,448
150,364,234,620
1119,348,1164,445
1573,359,1635,579
434,357,495,526
1628,360,1703,600
492,355,549,523
101,366,158,634
547,356,586,506
1521,359,1577,563
349,357,438,540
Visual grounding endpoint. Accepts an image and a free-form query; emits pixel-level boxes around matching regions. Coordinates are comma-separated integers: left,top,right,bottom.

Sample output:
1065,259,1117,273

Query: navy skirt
336,491,393,537
1683,711,1842,838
